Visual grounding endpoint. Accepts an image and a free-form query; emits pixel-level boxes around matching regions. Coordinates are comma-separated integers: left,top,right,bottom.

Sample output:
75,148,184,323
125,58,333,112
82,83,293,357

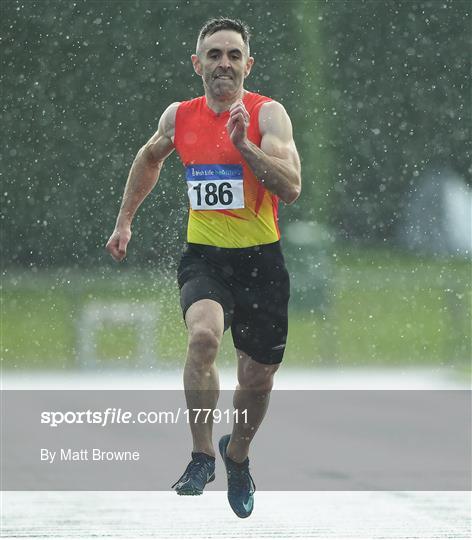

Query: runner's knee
238,364,278,392
188,326,220,362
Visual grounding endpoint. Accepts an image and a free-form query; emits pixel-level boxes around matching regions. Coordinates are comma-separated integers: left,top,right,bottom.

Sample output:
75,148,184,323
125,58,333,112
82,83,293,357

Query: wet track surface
2,368,470,539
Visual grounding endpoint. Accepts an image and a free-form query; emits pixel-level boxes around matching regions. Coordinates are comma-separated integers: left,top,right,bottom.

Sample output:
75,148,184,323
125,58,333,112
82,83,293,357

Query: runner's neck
205,89,248,114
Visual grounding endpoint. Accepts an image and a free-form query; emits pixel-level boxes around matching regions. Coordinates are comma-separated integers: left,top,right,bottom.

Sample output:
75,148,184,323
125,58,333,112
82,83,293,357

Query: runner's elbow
283,184,301,205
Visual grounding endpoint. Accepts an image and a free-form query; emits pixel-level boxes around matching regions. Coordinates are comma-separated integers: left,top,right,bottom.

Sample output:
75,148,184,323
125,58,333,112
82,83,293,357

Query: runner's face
193,30,253,98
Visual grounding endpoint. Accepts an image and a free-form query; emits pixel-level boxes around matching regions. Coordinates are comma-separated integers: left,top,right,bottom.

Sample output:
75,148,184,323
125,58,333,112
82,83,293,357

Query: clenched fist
105,227,131,262
226,100,250,148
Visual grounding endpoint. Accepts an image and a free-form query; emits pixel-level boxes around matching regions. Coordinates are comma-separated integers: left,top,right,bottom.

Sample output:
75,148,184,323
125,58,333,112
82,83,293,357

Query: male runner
106,17,301,518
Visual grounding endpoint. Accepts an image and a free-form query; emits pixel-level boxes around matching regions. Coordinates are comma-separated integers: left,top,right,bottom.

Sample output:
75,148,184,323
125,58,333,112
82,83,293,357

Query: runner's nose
218,54,232,70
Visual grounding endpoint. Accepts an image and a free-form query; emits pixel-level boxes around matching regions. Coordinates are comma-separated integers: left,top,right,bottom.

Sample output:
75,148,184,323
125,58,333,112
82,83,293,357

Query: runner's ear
191,54,202,76
244,57,254,78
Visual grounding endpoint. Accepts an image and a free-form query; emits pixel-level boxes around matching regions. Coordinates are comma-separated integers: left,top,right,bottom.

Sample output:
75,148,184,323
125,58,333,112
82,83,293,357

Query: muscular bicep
141,102,179,164
143,132,174,164
260,132,301,174
259,102,301,174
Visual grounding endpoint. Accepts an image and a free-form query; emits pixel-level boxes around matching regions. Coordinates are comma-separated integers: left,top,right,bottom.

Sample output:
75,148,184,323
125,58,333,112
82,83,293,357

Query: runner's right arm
106,102,179,262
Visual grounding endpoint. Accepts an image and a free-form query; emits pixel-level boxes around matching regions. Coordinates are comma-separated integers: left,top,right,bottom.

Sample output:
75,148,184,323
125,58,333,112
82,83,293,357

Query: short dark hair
196,17,251,56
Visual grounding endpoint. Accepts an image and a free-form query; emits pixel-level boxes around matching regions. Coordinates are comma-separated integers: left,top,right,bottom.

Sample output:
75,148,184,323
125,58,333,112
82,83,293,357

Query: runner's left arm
227,100,301,204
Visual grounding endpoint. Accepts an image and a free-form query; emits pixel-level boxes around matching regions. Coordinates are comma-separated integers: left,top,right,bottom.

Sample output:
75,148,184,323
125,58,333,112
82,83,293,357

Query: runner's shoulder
259,101,292,135
259,100,288,120
160,102,180,138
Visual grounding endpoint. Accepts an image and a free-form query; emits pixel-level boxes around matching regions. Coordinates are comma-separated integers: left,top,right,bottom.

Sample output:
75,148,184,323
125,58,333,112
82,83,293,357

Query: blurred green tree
2,0,321,268
320,0,470,241
2,0,469,266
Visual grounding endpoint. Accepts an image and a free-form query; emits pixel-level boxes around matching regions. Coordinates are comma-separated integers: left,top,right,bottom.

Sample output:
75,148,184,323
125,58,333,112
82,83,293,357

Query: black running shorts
177,241,290,365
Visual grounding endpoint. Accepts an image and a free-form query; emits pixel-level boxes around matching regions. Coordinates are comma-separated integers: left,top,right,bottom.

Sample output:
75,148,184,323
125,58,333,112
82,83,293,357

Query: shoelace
172,459,210,488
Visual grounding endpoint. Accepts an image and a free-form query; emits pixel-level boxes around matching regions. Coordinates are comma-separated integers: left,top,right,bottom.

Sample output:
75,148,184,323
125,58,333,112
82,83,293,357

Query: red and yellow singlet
173,91,281,248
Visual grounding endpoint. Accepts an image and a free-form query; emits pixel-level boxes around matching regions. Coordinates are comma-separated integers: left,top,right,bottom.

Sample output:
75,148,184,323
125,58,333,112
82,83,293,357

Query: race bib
185,164,245,210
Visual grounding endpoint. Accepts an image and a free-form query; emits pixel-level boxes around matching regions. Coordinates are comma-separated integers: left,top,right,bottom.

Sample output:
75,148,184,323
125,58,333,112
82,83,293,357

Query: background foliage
1,1,470,371
2,0,470,267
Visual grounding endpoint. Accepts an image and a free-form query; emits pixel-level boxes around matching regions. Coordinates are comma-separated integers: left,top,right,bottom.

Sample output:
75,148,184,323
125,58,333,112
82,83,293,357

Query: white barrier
77,301,158,368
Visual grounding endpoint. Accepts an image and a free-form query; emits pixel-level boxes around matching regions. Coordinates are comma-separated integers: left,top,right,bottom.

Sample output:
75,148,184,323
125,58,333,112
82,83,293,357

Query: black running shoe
219,434,256,518
171,452,215,496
